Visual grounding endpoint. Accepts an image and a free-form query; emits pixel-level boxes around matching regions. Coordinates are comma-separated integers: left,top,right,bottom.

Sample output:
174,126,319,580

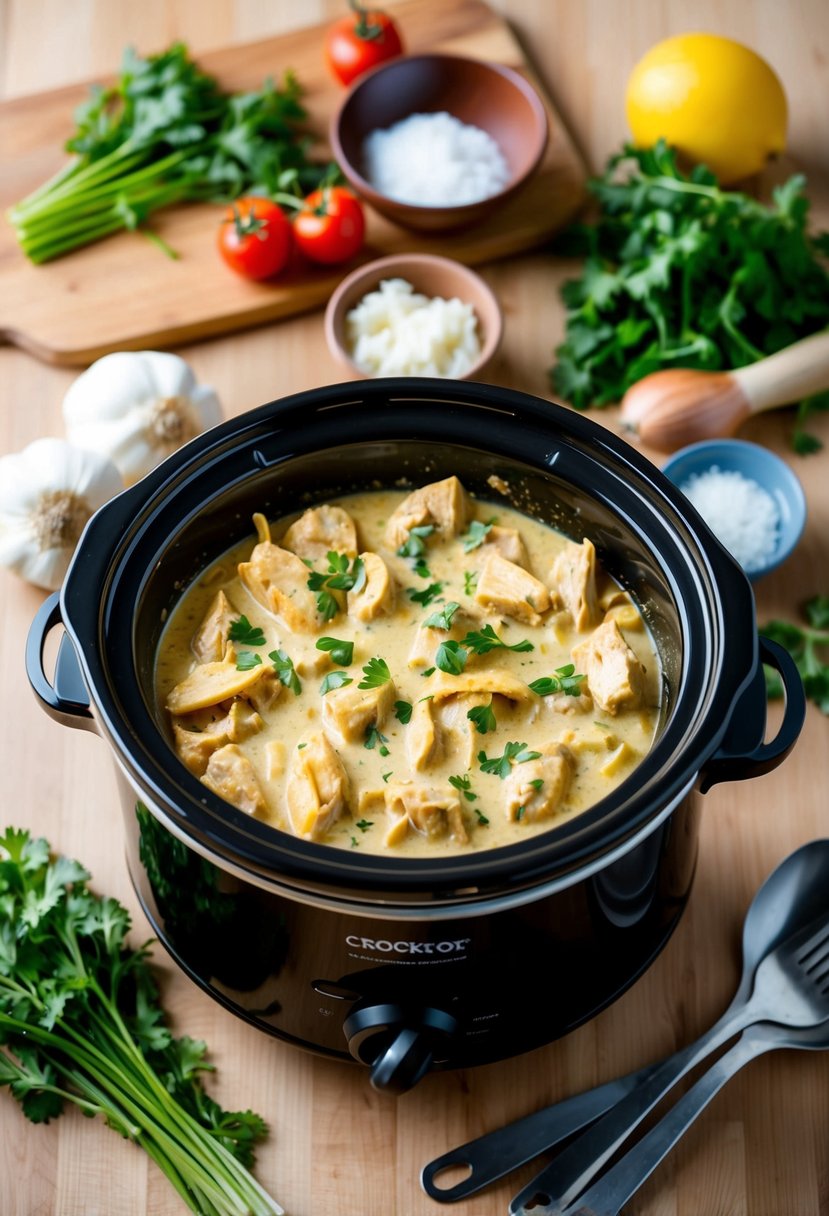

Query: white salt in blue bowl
661,439,807,581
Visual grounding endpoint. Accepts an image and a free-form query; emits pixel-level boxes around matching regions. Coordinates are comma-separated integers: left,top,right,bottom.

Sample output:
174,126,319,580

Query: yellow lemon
626,33,787,184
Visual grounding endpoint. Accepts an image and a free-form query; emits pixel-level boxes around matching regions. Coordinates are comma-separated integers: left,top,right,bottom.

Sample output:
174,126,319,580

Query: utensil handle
559,1029,775,1216
733,329,829,413
507,1003,752,1215
420,1066,646,1203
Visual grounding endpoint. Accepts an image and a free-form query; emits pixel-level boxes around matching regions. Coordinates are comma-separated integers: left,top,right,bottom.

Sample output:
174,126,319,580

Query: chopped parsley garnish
307,551,365,620
316,636,354,666
422,666,436,677
381,771,392,783
413,559,431,579
449,774,478,802
359,657,391,689
478,741,543,780
435,639,468,675
461,624,534,655
235,650,262,671
227,615,266,646
408,582,444,606
350,836,359,847
269,648,302,696
394,700,413,724
461,519,495,552
355,819,373,832
529,778,544,791
467,701,497,734
320,670,353,695
474,808,490,826
397,524,434,559
364,725,390,756
463,570,479,596
424,601,460,631
516,805,526,821
528,664,586,697
297,742,307,749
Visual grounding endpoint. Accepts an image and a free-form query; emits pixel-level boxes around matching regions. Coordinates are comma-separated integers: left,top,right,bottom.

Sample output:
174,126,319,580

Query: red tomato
217,197,292,280
325,3,403,87
293,188,366,265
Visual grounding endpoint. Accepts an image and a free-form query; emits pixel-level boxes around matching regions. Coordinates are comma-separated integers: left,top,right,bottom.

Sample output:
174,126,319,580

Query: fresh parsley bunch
8,42,328,264
0,827,281,1216
550,141,829,452
762,595,829,713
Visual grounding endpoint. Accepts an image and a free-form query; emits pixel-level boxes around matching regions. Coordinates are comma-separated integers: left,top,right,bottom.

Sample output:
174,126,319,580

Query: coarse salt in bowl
331,53,548,232
661,439,807,580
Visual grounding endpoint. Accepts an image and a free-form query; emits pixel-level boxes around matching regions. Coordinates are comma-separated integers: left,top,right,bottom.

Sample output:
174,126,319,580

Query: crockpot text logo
346,935,471,956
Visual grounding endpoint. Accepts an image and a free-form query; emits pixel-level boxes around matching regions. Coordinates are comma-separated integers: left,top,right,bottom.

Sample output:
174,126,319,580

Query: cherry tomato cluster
218,188,366,282
325,1,403,86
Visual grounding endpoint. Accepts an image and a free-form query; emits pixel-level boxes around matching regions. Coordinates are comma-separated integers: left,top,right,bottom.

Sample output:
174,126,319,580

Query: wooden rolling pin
619,329,829,451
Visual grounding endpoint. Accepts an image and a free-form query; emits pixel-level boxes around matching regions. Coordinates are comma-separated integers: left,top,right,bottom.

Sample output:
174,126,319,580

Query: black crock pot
27,380,804,1093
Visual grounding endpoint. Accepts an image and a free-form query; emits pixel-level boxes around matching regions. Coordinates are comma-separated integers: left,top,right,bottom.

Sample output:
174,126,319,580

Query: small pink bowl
324,253,503,381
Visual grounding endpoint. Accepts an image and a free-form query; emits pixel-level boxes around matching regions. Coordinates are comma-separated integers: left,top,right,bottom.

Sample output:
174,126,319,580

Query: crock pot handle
699,636,805,793
26,593,96,732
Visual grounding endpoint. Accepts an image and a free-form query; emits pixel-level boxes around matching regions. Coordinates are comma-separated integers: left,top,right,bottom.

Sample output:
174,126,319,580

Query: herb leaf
316,636,354,666
424,602,460,631
408,582,444,606
355,819,373,832
394,700,413,724
358,657,391,689
269,648,302,696
528,664,586,697
307,553,364,619
449,773,478,802
761,597,829,714
228,615,265,646
478,741,543,779
364,726,390,755
397,524,434,559
435,640,468,676
461,624,534,655
461,520,494,552
235,650,262,671
467,702,497,734
463,570,479,596
320,670,353,695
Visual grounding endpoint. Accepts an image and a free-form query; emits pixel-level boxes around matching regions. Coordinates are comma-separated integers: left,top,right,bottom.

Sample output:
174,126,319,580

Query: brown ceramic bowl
324,253,503,380
330,53,548,232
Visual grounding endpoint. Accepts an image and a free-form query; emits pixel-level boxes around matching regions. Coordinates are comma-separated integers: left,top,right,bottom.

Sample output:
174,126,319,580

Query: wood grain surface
0,0,586,365
1,3,828,1215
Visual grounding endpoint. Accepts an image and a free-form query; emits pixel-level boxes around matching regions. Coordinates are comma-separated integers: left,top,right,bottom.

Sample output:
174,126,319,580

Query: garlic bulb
0,439,123,591
63,350,222,485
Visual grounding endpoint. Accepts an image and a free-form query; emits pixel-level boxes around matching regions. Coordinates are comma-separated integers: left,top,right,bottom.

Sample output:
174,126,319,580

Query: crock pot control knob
343,1003,458,1094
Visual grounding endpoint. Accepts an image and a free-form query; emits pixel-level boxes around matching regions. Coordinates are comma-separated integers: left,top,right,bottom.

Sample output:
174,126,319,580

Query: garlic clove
0,438,122,591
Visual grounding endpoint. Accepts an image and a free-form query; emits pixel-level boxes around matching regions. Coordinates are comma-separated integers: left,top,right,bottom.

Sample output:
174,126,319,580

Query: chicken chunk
571,620,646,715
347,551,395,622
408,604,481,668
406,697,442,771
475,525,529,568
238,541,323,633
434,692,489,767
244,668,283,715
475,552,550,625
191,590,238,664
322,678,395,745
384,783,468,847
503,744,574,823
165,654,271,715
429,669,533,707
285,733,351,841
172,700,264,776
551,539,599,632
384,476,469,550
281,505,358,563
201,744,267,816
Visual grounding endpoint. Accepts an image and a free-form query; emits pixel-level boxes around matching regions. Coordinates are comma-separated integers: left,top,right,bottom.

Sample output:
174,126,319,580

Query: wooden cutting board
0,0,586,366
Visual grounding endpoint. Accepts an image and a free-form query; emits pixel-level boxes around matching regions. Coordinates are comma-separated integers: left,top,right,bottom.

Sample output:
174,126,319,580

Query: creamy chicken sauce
155,478,662,857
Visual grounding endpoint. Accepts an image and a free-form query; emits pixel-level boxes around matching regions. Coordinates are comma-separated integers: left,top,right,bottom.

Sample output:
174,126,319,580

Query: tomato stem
348,0,385,41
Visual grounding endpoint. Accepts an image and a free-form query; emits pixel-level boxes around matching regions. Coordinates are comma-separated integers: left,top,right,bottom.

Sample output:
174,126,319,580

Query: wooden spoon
620,329,829,451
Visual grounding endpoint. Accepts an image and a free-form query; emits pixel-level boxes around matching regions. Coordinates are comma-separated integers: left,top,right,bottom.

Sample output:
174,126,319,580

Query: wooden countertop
1,3,828,1214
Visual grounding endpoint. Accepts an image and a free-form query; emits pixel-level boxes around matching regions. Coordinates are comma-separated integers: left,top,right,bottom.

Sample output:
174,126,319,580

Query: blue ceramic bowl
661,439,807,581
